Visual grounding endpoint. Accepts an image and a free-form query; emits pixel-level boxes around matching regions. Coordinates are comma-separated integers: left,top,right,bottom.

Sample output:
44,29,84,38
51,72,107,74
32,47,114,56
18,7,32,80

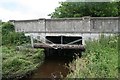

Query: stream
30,57,70,79
26,49,76,80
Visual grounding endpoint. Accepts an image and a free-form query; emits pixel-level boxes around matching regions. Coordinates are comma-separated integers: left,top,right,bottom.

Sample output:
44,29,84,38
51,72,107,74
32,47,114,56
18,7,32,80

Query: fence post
30,34,34,48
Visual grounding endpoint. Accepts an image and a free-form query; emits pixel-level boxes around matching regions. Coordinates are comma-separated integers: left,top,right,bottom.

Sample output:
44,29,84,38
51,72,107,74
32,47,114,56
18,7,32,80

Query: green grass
2,46,45,78
1,22,45,79
67,34,118,78
0,22,45,79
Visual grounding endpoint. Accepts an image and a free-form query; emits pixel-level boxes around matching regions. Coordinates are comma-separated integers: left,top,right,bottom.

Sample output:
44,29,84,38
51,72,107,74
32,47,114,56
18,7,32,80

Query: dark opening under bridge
10,17,119,51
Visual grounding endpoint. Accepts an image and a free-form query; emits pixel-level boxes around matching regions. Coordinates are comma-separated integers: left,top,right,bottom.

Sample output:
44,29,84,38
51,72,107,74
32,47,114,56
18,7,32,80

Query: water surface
28,55,72,79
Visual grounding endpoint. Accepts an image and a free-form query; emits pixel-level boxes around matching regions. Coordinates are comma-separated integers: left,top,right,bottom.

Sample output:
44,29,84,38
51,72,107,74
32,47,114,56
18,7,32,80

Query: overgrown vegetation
1,22,45,79
1,22,30,46
2,47,44,79
67,35,118,78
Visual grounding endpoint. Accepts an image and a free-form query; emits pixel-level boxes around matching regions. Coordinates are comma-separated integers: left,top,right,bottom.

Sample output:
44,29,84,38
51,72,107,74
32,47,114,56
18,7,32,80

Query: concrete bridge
10,17,119,50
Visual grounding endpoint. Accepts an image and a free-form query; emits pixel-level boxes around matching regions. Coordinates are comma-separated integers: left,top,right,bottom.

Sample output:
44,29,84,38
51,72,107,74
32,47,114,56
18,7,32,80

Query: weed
67,34,118,78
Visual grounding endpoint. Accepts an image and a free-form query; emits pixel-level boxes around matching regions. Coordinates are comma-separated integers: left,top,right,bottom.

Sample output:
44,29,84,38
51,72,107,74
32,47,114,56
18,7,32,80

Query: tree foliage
1,22,30,46
49,2,119,18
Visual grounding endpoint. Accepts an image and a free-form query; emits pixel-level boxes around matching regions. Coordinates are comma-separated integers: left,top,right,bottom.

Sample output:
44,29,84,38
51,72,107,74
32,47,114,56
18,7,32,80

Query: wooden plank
33,43,85,51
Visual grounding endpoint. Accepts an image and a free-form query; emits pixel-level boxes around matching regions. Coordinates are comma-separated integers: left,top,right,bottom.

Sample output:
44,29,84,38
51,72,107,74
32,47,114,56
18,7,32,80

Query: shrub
67,34,118,78
2,46,45,77
2,22,30,46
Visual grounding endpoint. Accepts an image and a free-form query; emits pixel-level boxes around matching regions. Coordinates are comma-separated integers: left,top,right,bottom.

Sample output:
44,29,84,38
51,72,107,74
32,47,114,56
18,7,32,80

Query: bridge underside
46,36,82,44
33,35,85,57
33,36,85,50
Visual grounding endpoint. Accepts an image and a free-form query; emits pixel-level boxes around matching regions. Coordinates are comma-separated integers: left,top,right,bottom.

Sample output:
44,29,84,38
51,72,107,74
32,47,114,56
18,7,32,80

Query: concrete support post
30,34,34,48
82,35,86,45
61,36,63,44
82,39,85,45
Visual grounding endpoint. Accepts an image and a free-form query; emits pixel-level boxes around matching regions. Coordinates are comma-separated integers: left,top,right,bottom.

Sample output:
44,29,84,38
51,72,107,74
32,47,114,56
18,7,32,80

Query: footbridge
10,17,119,51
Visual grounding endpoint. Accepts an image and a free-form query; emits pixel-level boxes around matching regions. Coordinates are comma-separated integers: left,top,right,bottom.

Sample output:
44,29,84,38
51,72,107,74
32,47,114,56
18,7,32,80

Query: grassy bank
2,46,45,79
67,35,118,78
1,22,45,79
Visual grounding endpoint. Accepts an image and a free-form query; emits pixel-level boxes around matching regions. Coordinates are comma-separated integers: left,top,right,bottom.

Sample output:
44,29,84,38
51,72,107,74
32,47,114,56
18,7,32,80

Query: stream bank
2,47,45,80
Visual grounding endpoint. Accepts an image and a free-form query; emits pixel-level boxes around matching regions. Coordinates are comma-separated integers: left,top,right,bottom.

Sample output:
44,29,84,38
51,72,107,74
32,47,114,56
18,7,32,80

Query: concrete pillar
61,36,63,44
81,34,86,45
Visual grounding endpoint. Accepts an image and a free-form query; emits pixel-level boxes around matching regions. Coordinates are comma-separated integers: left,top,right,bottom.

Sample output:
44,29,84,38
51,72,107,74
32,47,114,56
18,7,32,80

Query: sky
0,0,66,21
0,0,118,22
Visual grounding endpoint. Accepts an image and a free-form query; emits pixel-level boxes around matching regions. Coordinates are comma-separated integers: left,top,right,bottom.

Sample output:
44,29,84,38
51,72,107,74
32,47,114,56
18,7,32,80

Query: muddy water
24,49,79,80
28,54,73,79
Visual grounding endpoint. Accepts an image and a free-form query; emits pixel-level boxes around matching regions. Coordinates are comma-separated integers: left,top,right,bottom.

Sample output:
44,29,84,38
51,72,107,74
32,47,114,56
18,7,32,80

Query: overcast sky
0,0,66,21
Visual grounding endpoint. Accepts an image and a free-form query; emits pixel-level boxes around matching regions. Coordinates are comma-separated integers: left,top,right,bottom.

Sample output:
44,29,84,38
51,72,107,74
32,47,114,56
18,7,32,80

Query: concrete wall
45,18,90,32
90,17,118,32
12,19,45,32
10,17,119,44
11,17,119,33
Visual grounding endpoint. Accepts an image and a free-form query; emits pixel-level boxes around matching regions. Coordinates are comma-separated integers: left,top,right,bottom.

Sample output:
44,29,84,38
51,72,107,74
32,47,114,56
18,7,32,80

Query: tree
1,22,30,45
117,1,120,15
49,2,119,18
